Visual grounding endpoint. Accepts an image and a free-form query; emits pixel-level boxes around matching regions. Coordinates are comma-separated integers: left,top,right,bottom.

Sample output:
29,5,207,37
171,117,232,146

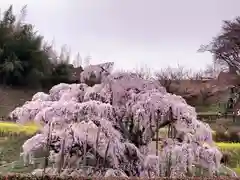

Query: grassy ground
0,122,40,174
0,136,33,163
0,135,37,174
216,142,240,169
0,122,38,163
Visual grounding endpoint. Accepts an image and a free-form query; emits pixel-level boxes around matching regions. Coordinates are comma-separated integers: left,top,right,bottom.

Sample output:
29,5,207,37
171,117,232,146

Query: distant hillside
172,79,230,104
166,72,240,112
0,86,38,118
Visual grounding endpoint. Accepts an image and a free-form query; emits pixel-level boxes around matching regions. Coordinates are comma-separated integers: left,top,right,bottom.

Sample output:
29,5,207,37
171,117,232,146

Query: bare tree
187,70,205,80
134,65,152,80
199,17,240,75
155,65,190,92
73,52,82,68
186,62,225,80
84,55,91,68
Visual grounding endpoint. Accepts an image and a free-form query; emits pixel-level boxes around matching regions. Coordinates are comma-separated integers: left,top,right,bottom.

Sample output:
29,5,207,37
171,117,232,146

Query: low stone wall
0,174,237,180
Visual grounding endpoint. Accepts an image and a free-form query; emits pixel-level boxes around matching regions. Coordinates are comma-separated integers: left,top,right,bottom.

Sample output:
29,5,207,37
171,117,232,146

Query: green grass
0,134,46,174
0,135,31,163
0,122,43,174
0,121,39,135
0,122,39,163
216,142,240,149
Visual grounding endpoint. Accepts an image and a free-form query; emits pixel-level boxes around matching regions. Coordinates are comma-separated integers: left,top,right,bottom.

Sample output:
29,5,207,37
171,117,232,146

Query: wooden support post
168,107,173,138
58,137,65,175
233,111,236,123
156,114,163,156
43,121,52,174
156,118,159,156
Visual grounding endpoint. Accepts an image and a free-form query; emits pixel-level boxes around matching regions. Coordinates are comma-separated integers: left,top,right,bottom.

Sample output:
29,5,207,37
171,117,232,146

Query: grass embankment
0,86,37,117
0,122,38,163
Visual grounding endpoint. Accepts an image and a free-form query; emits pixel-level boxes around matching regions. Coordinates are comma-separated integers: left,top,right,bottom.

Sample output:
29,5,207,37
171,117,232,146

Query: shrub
221,152,231,165
228,131,240,143
215,131,230,142
214,130,240,142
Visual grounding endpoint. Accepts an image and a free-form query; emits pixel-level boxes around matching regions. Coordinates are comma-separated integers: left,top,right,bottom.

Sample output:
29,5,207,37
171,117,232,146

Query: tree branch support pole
58,137,65,175
155,115,159,156
155,110,163,156
43,121,52,174
168,107,174,138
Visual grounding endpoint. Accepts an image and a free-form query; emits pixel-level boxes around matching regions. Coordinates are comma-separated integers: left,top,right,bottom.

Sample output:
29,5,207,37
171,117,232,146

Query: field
0,122,39,136
0,103,237,177
0,122,38,164
0,121,239,177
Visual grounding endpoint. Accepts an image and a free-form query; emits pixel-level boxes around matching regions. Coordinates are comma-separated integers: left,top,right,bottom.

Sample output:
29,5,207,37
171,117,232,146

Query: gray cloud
1,0,240,71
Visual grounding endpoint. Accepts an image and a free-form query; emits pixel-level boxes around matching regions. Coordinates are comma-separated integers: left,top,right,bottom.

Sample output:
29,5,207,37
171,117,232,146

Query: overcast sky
0,0,239,72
